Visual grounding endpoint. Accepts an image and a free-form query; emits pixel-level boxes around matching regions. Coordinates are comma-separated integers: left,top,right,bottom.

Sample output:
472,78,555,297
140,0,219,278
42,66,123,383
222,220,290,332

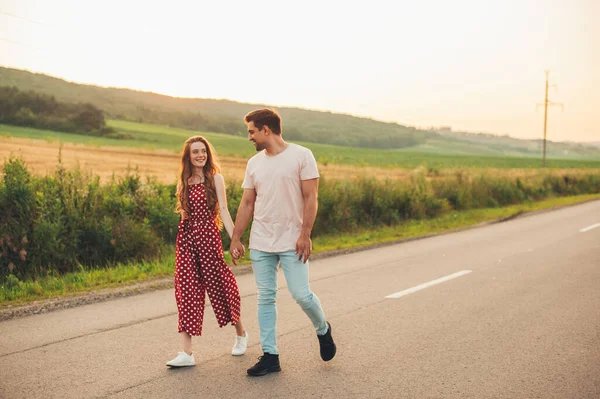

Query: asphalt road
1,201,599,398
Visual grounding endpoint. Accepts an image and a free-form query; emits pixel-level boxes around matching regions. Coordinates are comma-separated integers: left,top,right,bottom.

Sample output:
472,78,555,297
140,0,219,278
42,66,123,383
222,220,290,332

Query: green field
2,121,600,170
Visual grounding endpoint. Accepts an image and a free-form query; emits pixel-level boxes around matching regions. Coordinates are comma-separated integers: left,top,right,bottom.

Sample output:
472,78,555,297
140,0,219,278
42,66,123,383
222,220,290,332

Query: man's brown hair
244,108,282,135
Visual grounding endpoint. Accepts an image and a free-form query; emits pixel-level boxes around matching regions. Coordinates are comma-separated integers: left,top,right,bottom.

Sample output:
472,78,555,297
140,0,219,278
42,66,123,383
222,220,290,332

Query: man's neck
265,139,288,156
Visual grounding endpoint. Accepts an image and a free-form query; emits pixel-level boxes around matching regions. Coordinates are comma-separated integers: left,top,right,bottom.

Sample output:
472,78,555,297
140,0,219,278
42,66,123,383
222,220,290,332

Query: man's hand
230,239,245,265
295,234,312,263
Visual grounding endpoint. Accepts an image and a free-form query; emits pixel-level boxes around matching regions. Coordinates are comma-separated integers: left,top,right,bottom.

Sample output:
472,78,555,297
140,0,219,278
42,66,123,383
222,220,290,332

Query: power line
0,36,43,51
0,10,81,52
0,10,46,26
0,10,49,51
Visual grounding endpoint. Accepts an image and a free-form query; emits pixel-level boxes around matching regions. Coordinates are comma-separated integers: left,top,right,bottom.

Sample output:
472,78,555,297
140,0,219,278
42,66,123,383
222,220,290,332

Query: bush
0,157,176,280
0,85,112,136
0,157,36,279
1,157,599,282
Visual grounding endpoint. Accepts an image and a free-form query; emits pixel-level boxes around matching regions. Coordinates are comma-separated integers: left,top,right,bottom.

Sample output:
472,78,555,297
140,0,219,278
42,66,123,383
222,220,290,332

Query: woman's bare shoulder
213,173,226,186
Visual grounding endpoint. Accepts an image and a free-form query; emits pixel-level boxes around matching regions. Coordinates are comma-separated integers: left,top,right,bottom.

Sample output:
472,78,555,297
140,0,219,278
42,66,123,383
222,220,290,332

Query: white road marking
385,270,472,299
580,223,600,233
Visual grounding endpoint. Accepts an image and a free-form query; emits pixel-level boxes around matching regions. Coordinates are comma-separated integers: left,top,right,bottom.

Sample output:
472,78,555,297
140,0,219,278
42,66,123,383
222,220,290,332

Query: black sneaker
247,353,281,377
318,321,336,361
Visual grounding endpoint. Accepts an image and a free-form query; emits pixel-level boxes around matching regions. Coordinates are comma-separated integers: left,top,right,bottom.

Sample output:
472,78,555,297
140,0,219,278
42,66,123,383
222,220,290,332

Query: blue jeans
250,249,328,355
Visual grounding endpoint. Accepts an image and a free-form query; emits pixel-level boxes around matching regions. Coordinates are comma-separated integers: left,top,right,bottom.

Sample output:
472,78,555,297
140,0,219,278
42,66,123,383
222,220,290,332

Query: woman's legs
179,319,245,356
202,244,242,328
167,331,196,367
231,316,249,356
175,228,206,336
181,332,193,355
233,317,246,336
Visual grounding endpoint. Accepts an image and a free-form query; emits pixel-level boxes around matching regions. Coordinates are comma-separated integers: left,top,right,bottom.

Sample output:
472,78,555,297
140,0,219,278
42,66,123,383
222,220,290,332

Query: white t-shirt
242,143,319,252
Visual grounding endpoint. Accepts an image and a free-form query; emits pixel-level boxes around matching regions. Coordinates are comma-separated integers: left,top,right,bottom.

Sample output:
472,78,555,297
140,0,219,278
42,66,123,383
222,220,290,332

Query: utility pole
537,70,564,167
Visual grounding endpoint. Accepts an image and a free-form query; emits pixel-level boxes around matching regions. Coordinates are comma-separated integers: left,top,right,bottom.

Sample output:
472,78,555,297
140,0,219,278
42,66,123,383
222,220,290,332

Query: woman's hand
230,239,245,265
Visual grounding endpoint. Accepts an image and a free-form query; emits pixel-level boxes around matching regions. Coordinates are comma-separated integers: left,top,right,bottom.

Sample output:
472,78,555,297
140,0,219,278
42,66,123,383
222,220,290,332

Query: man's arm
296,178,319,263
230,188,256,264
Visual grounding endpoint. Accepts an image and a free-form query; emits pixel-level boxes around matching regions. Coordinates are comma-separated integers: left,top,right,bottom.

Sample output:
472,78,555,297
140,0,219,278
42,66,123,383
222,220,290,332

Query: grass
2,193,598,307
0,249,174,305
313,194,600,252
2,121,600,170
0,246,239,306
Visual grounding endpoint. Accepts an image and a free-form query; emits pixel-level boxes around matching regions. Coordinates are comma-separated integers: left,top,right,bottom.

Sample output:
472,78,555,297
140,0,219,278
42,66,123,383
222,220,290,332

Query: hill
1,66,599,159
0,67,434,150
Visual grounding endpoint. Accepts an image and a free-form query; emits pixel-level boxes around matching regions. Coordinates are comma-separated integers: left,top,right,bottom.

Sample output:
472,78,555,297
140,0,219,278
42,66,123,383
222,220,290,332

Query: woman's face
189,141,208,169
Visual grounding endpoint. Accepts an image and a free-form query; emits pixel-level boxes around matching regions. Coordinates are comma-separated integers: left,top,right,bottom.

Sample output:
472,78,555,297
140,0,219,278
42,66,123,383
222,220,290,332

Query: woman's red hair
175,136,222,228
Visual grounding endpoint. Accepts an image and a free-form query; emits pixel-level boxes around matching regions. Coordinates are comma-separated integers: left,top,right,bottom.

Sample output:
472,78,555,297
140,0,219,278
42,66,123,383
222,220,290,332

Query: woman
166,136,248,367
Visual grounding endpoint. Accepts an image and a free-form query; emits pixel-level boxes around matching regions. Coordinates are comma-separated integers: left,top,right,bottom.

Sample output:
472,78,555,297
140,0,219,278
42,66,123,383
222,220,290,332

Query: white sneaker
166,352,195,367
232,331,249,356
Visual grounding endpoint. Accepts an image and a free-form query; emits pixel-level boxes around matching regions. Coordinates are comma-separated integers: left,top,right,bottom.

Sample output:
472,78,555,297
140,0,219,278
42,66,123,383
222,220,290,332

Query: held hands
295,234,312,264
230,239,245,265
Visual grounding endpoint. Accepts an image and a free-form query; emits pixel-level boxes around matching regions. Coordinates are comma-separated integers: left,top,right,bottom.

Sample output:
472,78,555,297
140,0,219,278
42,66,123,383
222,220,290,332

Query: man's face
247,121,268,151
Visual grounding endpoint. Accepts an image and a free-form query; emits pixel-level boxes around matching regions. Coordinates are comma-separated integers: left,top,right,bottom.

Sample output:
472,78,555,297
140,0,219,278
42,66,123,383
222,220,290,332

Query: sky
1,0,598,143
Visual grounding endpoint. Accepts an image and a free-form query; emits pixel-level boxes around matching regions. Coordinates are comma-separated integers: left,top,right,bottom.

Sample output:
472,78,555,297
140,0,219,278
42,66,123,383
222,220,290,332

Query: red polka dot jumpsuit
174,183,241,336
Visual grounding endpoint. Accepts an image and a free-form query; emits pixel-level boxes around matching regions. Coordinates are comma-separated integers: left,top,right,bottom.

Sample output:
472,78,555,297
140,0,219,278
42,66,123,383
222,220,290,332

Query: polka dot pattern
174,183,241,336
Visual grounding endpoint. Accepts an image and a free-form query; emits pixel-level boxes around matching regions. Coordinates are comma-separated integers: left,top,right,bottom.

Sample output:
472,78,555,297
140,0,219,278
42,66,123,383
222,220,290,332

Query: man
230,108,336,377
